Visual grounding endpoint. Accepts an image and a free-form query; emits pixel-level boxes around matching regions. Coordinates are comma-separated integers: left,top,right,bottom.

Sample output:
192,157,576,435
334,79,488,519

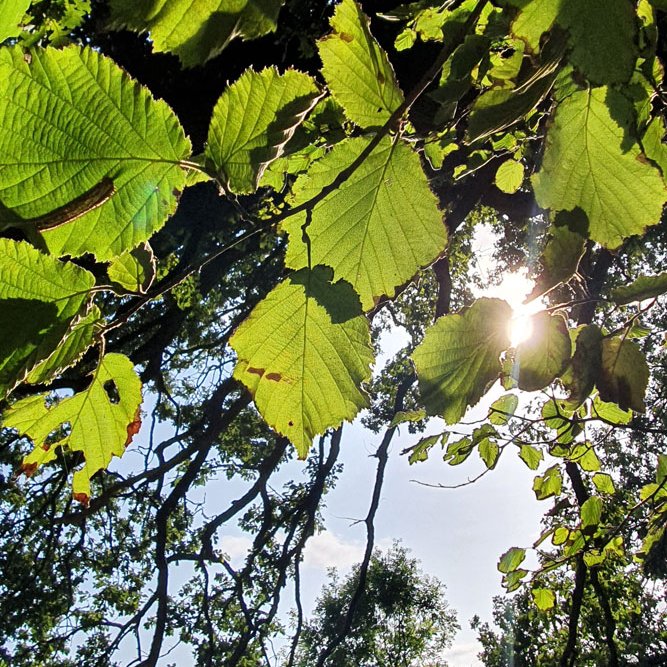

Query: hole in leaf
104,380,120,404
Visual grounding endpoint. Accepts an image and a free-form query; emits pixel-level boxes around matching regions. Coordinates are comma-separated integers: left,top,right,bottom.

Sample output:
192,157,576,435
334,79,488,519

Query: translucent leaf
0,46,191,260
0,239,94,400
26,306,102,386
108,0,284,67
495,159,524,194
561,325,602,408
489,393,519,425
598,337,649,412
108,244,155,294
532,87,666,250
592,396,633,424
592,473,615,495
412,298,511,424
533,464,562,500
503,568,528,592
443,436,474,466
542,399,580,445
318,0,404,128
0,0,30,42
532,587,556,611
498,546,526,574
479,438,500,469
284,136,445,311
570,443,601,472
580,496,603,529
519,444,543,470
407,433,440,464
205,68,320,194
515,313,571,392
5,353,142,503
610,272,667,305
506,0,559,52
230,266,374,458
528,224,586,300
390,409,427,427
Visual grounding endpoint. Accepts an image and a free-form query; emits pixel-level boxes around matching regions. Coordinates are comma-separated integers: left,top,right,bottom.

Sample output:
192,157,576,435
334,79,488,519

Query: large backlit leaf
412,298,511,423
0,0,30,42
610,273,667,305
532,87,666,249
0,239,95,400
4,353,142,503
561,324,602,408
597,337,649,412
283,136,445,311
205,68,320,194
515,312,570,391
0,46,191,260
108,0,284,67
230,266,374,458
318,0,404,128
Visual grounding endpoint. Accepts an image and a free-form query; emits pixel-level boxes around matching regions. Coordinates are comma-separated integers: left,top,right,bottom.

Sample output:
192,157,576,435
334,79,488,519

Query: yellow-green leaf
598,337,649,412
0,0,30,42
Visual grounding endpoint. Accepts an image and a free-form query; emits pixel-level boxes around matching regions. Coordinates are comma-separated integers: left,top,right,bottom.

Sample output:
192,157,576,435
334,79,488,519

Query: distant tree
292,543,458,667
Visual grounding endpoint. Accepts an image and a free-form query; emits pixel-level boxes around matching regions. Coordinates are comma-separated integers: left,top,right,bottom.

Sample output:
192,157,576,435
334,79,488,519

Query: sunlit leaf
443,436,474,466
108,0,284,67
205,68,320,194
498,546,526,573
532,587,556,611
592,473,615,495
570,443,601,472
479,438,500,469
489,393,519,425
515,313,571,391
519,444,543,470
412,298,511,424
532,87,666,249
407,433,440,464
284,136,445,310
4,353,142,503
580,496,603,529
495,159,524,194
533,464,562,500
390,409,427,427
230,266,374,458
592,395,633,425
108,244,156,294
610,272,667,305
318,0,404,128
0,46,191,260
0,0,30,42
0,239,95,400
561,324,602,408
597,337,649,412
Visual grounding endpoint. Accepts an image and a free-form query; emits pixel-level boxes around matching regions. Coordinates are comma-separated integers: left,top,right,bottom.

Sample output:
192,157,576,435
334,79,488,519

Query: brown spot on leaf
21,462,38,478
124,408,142,447
173,188,182,198
377,72,385,85
288,420,294,427
42,443,50,452
340,32,354,42
247,367,265,377
266,372,282,382
73,492,90,507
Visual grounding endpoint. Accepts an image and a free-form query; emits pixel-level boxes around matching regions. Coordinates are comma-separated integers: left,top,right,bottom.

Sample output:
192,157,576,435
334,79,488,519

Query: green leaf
0,239,95,400
479,438,500,469
489,393,519,425
519,444,543,470
498,546,526,574
412,298,511,424
5,353,142,503
390,409,427,427
284,136,445,310
581,496,603,529
561,324,602,408
443,436,474,466
610,272,667,305
26,306,102,386
532,87,666,249
592,395,633,424
529,224,586,300
515,313,571,391
407,433,440,464
108,0,284,67
230,266,374,458
503,569,528,592
108,244,156,294
318,0,404,128
597,337,649,412
506,0,559,52
570,443,601,472
205,68,320,194
657,454,667,484
533,464,562,500
532,587,556,611
542,398,579,445
557,0,637,85
495,159,524,194
592,473,616,495
0,46,191,260
0,0,30,42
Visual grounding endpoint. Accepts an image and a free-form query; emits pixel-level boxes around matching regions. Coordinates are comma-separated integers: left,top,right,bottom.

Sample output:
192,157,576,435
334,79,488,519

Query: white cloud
218,534,252,564
443,641,483,666
302,531,366,571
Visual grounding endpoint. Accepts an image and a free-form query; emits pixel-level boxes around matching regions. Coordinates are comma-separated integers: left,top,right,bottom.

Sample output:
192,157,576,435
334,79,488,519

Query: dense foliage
1,0,667,665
